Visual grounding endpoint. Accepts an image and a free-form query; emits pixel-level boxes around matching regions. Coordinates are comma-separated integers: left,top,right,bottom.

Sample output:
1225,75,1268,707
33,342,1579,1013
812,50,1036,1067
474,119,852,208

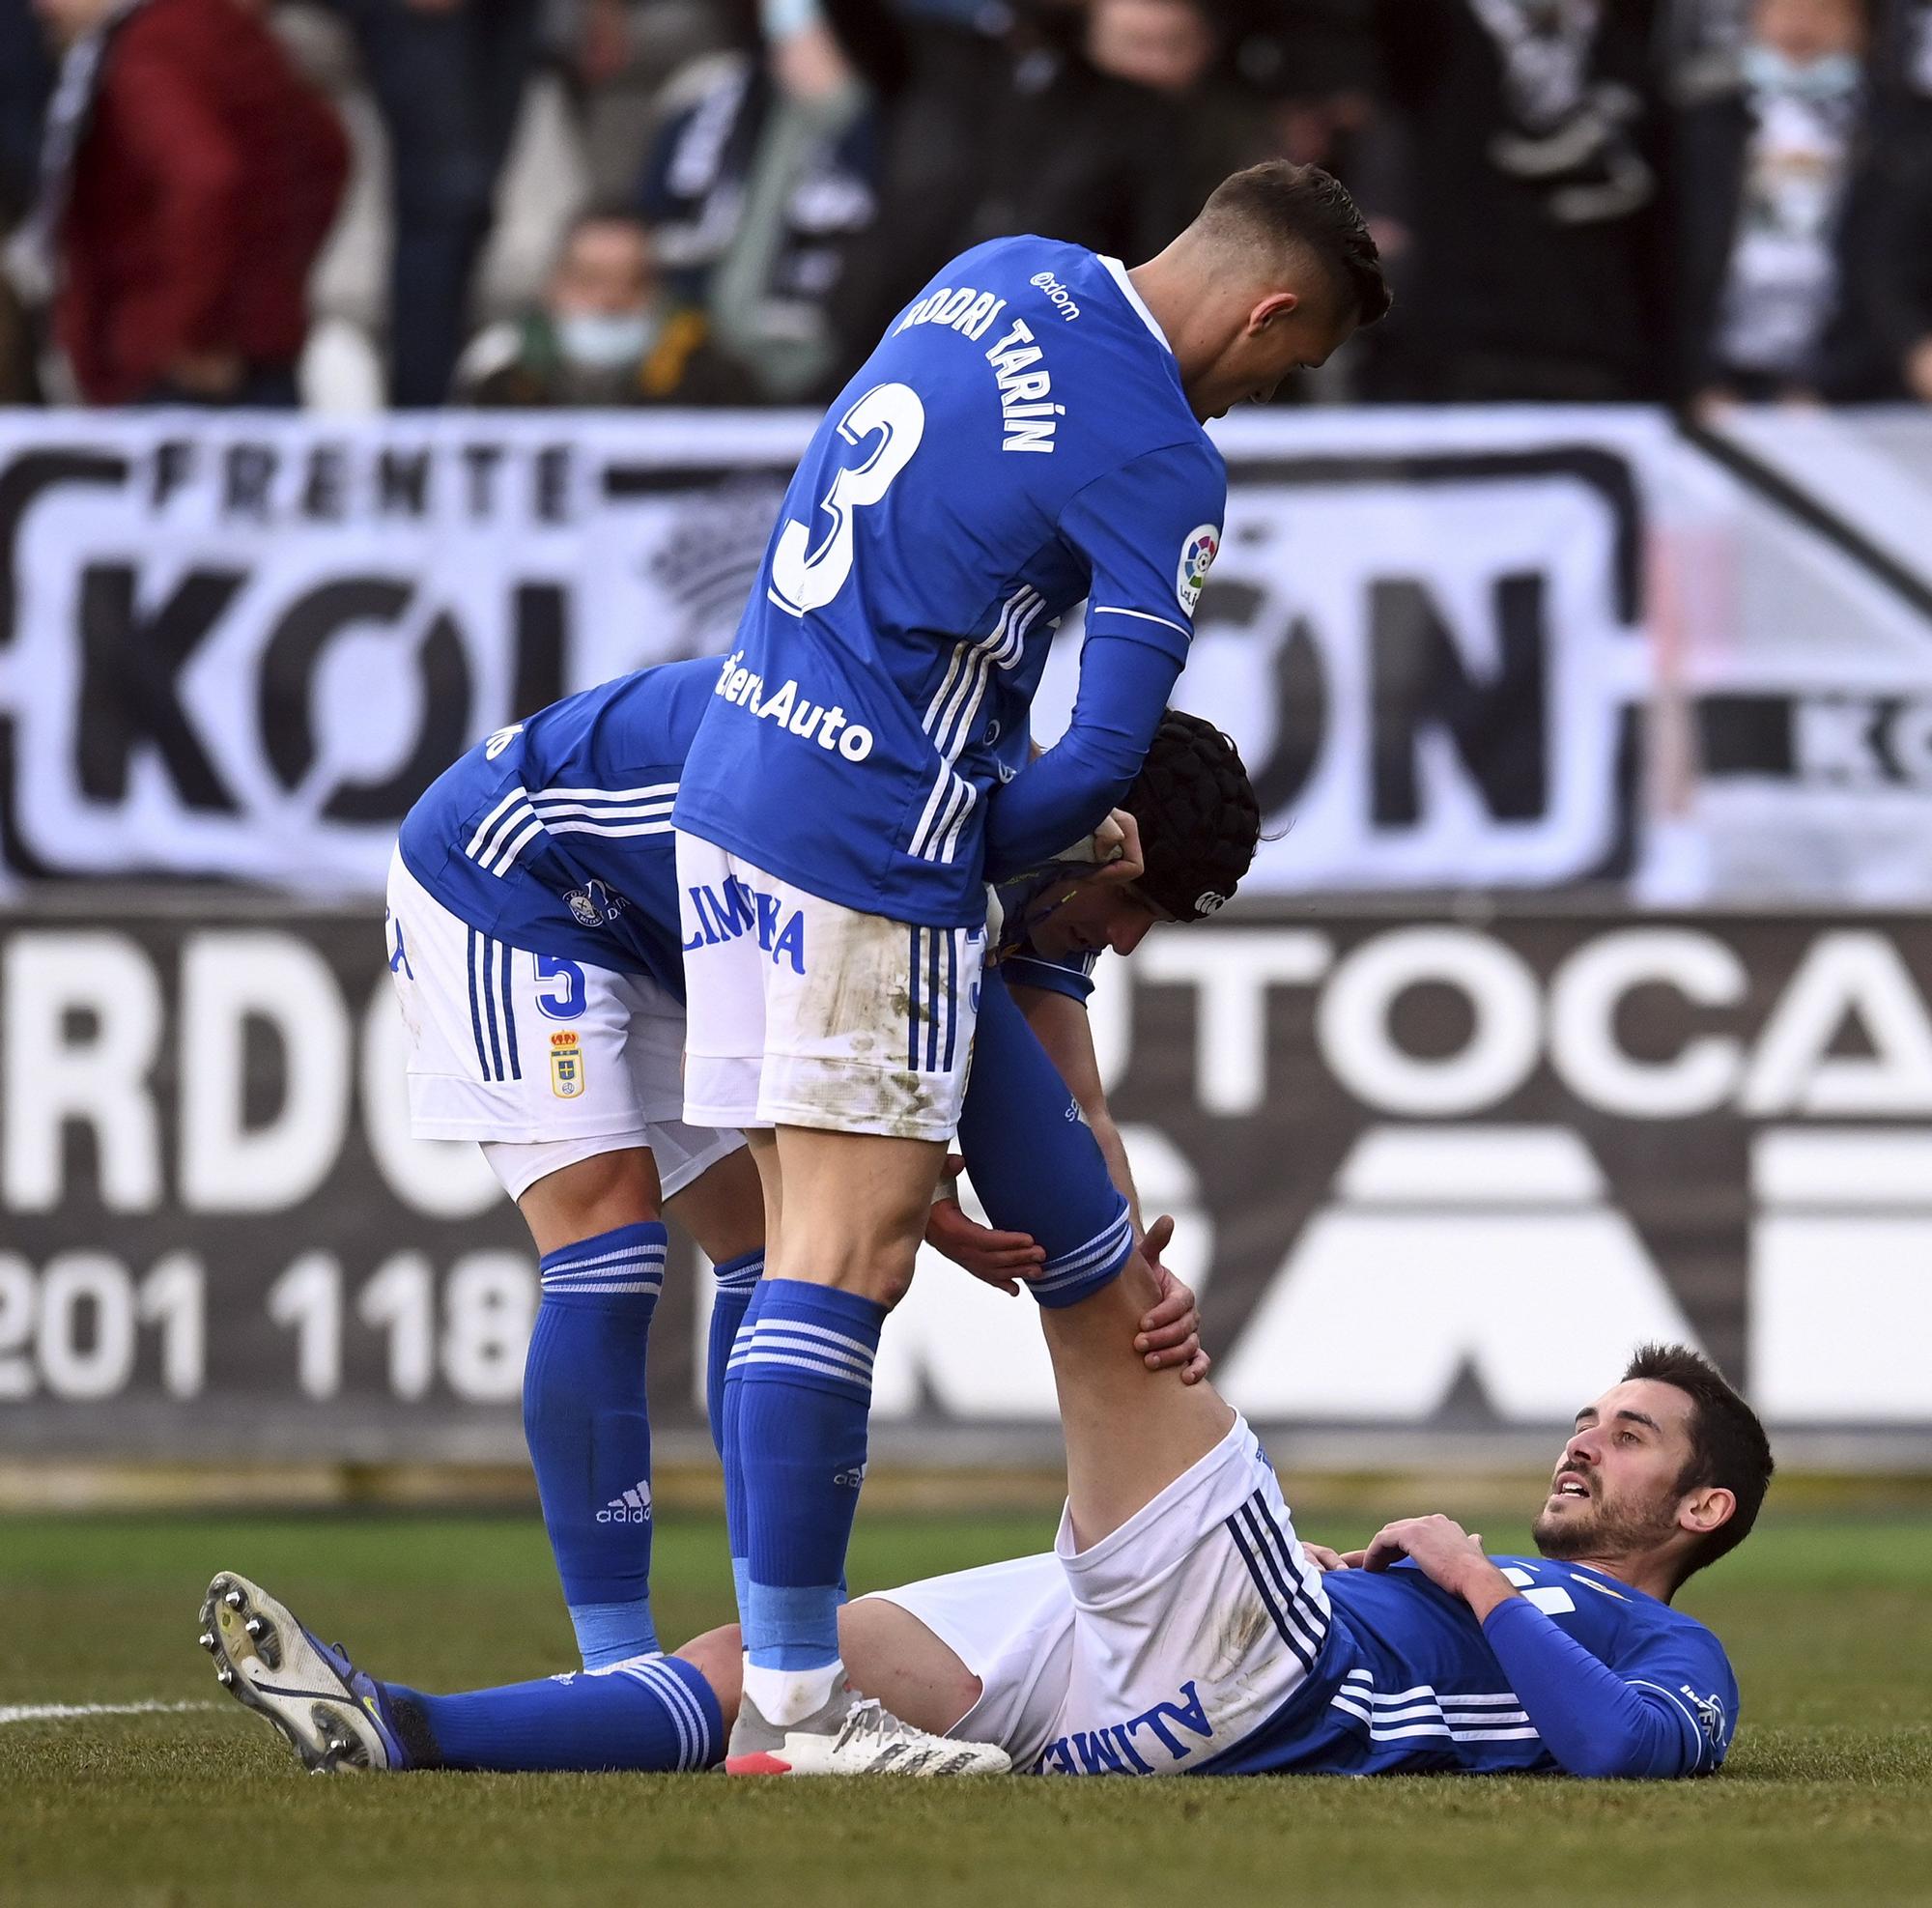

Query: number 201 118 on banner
0,1252,534,1404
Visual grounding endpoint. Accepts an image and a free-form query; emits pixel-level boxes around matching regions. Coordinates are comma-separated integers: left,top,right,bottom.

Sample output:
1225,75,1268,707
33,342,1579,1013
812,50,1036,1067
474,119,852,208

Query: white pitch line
0,1699,218,1726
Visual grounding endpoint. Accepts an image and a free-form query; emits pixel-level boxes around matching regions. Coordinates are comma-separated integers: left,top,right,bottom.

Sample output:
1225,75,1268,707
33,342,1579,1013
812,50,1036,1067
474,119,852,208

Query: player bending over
668,158,1389,1770
201,1006,1769,1780
386,652,1254,1697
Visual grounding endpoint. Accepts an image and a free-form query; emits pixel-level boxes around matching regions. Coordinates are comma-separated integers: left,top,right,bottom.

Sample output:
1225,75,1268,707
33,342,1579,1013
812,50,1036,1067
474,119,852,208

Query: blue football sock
716,1263,770,1622
706,1251,764,1460
959,972,1134,1308
522,1221,666,1669
381,1655,721,1772
735,1279,885,1675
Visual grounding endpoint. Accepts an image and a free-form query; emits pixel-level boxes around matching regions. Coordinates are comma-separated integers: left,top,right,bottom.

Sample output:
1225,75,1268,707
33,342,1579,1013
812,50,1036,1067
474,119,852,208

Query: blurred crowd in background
5,0,1932,415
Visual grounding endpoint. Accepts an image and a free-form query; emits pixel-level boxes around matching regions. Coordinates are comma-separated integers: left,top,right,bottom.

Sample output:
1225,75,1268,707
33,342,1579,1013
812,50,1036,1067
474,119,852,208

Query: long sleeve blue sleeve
1481,1596,1711,1779
981,631,1180,882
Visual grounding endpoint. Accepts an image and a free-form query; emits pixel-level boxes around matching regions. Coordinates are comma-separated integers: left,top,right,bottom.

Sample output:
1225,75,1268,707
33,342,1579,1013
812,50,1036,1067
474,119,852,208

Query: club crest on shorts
550,1030,584,1098
1177,524,1220,615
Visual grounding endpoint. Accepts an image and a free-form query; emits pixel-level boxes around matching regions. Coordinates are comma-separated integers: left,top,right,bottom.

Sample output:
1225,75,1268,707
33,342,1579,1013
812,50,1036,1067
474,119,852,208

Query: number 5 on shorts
769,383,925,616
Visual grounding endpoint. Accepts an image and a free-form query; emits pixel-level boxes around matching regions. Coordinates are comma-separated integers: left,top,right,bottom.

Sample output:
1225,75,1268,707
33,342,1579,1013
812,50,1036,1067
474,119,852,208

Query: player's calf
959,971,1137,1310
523,1217,668,1666
200,1570,724,1775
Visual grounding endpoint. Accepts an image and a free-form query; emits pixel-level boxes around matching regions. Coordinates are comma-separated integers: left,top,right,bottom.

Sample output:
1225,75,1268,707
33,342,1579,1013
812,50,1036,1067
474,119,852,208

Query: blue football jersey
397,659,724,999
398,658,1098,1005
1201,1557,1739,1779
672,235,1227,927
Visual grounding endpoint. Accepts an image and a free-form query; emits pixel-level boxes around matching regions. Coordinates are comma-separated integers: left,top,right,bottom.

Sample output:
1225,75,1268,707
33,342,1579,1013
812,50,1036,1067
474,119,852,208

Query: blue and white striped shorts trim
465,927,521,1083
1031,1202,1135,1308
905,923,974,1076
728,1317,876,1396
1223,1489,1329,1671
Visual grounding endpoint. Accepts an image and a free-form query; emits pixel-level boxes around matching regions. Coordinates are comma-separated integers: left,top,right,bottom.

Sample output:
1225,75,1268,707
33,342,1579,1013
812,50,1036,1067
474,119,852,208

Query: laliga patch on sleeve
1177,525,1221,615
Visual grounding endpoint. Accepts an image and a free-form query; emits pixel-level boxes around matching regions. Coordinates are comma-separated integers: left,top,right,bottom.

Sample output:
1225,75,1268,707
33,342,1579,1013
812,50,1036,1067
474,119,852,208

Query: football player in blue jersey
380,649,1256,1748
201,1001,1770,1780
667,157,1390,1770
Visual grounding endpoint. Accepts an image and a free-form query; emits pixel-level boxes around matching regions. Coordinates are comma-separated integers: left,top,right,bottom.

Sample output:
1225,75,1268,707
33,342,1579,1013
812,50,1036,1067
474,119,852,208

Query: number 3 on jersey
769,383,925,616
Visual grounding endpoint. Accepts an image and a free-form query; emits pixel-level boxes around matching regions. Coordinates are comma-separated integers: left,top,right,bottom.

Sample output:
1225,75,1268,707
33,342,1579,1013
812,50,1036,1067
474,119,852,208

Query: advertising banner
3,899,1927,1464
7,406,1932,903
0,408,1667,897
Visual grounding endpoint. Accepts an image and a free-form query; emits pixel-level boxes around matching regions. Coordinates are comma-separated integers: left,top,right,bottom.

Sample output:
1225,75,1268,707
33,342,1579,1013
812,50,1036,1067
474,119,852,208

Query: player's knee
669,1148,767,1265
777,1206,927,1305
517,1148,665,1257
819,1248,919,1310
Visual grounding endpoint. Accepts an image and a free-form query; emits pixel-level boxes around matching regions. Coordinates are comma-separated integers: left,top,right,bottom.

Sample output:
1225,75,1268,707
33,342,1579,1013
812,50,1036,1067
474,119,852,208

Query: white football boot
198,1571,406,1773
725,1680,1010,1776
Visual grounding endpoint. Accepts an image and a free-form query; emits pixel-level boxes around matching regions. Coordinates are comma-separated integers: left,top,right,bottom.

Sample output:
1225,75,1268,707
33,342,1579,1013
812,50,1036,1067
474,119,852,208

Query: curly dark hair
1122,711,1261,922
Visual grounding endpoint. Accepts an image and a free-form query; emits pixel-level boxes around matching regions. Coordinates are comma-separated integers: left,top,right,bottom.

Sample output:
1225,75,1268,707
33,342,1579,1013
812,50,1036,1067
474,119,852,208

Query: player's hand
1134,1219,1209,1383
1300,1543,1353,1574
925,1158,1044,1295
1362,1515,1505,1612
1089,809,1145,888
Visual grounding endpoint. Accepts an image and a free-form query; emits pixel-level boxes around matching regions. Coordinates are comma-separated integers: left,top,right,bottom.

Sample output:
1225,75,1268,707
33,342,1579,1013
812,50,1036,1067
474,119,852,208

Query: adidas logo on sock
596,1482,653,1524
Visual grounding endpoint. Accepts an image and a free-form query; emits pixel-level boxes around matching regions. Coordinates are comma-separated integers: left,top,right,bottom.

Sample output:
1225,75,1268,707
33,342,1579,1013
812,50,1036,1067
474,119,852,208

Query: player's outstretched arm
980,440,1226,883
981,636,1180,882
1363,1517,1721,1779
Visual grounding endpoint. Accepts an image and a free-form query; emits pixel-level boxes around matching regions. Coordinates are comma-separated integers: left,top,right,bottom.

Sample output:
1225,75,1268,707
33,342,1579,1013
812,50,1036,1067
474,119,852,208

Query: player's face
1753,0,1866,64
1532,1379,1700,1562
1018,875,1165,958
551,221,655,319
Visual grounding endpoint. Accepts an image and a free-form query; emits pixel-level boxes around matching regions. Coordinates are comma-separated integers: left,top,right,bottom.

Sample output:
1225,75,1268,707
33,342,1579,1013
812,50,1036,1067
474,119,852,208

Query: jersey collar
1099,256,1174,356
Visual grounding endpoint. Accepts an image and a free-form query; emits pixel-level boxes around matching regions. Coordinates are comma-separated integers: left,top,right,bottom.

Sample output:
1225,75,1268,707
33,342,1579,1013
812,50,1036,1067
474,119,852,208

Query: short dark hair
565,202,650,244
1198,160,1391,329
1624,1343,1774,1585
1122,710,1261,922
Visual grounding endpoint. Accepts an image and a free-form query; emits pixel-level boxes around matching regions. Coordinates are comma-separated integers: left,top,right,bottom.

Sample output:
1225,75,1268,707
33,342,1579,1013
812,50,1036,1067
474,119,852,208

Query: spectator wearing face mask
1675,0,1900,408
453,207,754,406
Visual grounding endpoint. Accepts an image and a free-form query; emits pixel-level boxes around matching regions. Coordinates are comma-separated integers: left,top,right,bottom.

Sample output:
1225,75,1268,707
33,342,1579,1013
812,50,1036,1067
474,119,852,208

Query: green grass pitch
3,1501,1930,1907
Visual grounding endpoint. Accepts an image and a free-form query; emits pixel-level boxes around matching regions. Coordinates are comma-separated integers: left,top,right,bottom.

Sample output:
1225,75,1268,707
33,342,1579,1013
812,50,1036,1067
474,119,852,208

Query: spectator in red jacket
34,0,348,405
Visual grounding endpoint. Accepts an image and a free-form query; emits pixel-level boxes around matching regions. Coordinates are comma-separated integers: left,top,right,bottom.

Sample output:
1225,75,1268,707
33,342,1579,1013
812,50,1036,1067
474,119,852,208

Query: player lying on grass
202,990,1773,1780
386,654,1255,1688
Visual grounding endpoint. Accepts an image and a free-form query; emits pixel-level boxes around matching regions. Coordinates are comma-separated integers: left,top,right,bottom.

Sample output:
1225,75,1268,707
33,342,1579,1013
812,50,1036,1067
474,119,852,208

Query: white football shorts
866,1417,1332,1776
384,850,745,1202
674,831,985,1142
